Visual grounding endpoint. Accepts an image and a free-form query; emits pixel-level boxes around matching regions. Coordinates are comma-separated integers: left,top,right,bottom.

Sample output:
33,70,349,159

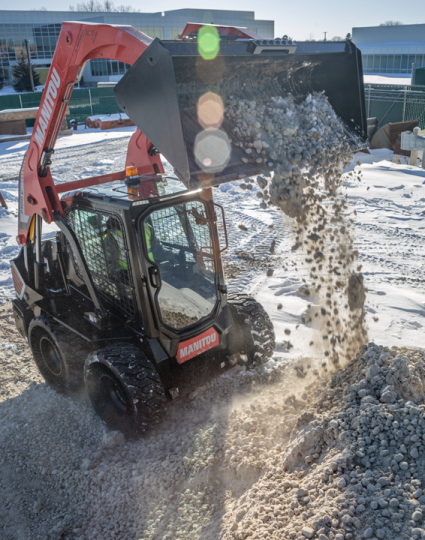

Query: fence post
402,86,407,122
19,94,23,109
89,87,93,116
410,126,420,166
367,85,371,118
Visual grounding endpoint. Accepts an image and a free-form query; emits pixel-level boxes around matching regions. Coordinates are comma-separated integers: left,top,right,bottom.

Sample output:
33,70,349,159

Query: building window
136,27,164,39
362,52,424,74
401,54,408,72
248,28,257,35
90,59,131,77
0,22,61,67
169,27,184,39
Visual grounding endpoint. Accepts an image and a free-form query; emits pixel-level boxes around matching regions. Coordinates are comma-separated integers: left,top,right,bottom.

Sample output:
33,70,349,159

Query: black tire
84,343,166,435
227,292,275,366
29,316,89,394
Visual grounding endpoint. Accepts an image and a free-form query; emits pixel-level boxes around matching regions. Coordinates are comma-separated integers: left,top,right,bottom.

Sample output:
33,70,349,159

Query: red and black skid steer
10,22,367,434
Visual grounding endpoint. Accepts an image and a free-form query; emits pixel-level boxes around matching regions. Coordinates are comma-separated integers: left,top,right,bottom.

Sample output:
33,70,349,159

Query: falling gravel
225,92,367,365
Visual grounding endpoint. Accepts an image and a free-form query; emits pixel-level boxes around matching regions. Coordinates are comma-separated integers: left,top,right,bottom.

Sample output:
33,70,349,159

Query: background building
352,24,425,77
0,9,274,86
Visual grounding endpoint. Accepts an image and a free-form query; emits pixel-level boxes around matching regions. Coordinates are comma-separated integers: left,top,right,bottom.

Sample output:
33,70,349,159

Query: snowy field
0,127,424,359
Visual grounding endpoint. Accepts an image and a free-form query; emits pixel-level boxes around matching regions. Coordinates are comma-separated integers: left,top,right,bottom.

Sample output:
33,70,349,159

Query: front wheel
29,316,88,394
85,343,166,435
227,292,275,366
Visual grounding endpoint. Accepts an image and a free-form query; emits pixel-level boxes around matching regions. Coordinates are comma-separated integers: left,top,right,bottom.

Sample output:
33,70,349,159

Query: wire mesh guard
147,201,217,330
366,85,425,128
67,208,136,320
149,202,214,273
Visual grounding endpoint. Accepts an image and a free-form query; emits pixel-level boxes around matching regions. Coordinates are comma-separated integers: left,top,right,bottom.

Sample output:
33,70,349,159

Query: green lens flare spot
198,26,220,60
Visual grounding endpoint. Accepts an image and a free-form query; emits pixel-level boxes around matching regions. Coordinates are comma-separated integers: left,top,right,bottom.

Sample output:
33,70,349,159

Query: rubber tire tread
85,343,166,435
227,292,275,365
29,315,90,394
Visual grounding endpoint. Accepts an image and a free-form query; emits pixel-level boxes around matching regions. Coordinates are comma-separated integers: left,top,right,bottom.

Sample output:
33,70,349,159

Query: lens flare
195,54,226,84
197,92,224,129
198,25,220,60
194,129,231,173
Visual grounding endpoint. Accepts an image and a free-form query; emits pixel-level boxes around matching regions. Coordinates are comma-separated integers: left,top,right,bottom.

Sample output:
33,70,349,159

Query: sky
6,0,425,40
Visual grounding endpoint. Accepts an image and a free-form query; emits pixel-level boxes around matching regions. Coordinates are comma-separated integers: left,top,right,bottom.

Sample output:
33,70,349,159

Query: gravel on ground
2,297,425,540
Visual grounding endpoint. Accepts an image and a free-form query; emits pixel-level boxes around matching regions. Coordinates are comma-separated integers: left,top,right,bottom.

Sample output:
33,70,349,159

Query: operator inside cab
103,218,176,275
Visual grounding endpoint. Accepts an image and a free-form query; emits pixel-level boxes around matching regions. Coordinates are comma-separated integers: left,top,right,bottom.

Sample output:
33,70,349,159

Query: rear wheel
227,292,275,366
85,343,166,435
29,316,89,394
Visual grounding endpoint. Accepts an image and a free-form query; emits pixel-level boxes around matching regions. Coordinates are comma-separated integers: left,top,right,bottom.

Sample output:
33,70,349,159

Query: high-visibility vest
107,230,128,270
106,226,154,269
145,224,154,262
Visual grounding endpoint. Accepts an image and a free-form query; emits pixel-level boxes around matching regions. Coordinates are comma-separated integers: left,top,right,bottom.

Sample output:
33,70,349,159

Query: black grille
67,208,136,320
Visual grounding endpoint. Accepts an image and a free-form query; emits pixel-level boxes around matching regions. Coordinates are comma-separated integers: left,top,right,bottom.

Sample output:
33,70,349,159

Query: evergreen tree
0,70,5,91
12,52,40,93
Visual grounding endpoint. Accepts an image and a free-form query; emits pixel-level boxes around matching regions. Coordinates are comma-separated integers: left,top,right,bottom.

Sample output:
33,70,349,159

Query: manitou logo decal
33,67,61,148
177,328,219,364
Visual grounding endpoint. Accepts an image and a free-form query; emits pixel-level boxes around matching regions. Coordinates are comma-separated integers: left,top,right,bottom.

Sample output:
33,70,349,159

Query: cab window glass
143,201,217,329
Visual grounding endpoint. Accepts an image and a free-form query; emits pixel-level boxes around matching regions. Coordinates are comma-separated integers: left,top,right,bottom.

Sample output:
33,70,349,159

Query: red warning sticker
177,327,219,364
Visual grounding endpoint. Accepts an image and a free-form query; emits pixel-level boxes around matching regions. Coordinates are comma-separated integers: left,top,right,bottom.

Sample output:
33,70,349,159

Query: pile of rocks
76,343,425,540
218,343,425,540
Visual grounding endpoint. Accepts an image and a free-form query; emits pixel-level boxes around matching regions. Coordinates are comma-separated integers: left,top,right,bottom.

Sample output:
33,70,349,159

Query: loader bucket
115,37,367,189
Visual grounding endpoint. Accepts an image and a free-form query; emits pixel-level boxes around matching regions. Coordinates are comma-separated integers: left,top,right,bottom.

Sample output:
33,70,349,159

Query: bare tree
116,4,136,11
307,32,315,41
70,0,102,11
380,20,403,26
103,0,115,11
69,0,138,11
331,36,343,41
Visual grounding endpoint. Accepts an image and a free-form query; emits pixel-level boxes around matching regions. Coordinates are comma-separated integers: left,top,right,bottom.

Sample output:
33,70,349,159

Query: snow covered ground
0,84,45,96
1,128,424,359
364,75,411,85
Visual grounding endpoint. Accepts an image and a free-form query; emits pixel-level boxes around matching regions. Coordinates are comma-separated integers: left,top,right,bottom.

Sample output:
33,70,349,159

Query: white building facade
0,9,274,85
352,24,425,77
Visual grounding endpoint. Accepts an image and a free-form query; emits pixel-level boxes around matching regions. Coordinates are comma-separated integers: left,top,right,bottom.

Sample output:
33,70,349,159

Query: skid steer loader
10,22,367,434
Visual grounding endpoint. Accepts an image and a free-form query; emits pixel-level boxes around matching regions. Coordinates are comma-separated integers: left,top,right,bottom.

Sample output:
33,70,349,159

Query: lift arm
17,22,162,245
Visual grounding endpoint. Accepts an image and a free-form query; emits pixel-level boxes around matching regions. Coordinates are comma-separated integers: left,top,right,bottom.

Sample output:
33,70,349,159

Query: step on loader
10,22,367,435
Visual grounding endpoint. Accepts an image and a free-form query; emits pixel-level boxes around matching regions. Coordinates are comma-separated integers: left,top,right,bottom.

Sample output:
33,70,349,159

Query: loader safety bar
214,203,228,253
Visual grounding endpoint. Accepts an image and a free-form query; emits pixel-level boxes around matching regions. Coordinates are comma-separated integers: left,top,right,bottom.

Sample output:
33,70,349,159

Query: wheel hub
99,372,128,414
40,336,62,376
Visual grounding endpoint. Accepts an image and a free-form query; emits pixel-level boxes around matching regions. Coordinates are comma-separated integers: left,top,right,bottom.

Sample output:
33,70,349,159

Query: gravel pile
216,343,425,540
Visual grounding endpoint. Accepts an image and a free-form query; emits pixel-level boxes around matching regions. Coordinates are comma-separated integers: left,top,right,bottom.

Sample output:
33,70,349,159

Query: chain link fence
2,83,425,131
366,84,425,129
0,87,121,127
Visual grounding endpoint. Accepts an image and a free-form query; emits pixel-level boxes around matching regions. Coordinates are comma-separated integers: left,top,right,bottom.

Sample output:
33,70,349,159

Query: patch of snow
364,75,412,85
0,84,45,96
